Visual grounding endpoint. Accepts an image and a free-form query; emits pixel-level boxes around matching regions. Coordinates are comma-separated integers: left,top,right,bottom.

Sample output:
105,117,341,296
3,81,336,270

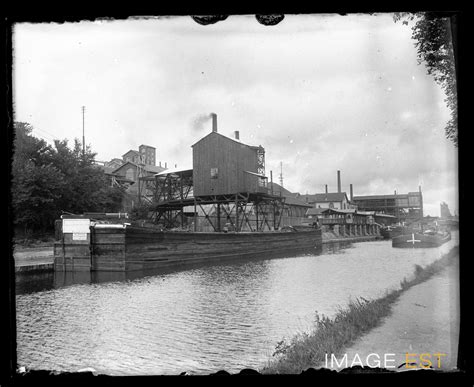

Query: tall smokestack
211,113,217,132
337,170,341,193
325,185,328,194
234,130,240,140
350,184,353,201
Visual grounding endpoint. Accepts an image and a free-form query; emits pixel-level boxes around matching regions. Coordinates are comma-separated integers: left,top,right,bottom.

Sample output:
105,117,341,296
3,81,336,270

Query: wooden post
255,201,259,231
217,203,221,232
194,198,197,232
235,194,239,232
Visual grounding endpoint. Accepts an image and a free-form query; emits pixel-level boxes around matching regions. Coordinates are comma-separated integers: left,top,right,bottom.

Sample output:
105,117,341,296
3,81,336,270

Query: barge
392,230,451,248
54,221,323,272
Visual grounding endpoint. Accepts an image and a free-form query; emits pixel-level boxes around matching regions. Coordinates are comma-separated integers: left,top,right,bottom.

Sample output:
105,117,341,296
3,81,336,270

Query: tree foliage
11,122,126,233
394,12,458,146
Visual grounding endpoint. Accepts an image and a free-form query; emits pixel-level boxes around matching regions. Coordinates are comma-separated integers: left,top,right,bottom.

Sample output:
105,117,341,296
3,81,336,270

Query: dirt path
326,256,460,372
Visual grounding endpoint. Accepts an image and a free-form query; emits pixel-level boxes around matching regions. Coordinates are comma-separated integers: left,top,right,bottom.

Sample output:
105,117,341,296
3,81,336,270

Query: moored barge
54,223,323,272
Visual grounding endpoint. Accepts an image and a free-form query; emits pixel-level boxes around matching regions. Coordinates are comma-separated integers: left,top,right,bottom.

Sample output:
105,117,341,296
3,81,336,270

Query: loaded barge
54,219,322,272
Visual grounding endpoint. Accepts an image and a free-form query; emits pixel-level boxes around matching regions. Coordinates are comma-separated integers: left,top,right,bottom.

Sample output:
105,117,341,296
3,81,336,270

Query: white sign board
72,233,88,240
62,218,91,234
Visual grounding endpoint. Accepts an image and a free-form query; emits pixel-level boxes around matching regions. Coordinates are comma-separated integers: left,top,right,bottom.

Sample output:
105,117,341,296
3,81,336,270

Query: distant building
120,145,156,166
440,202,452,219
111,161,166,211
122,150,141,164
307,192,353,210
138,144,156,166
296,170,357,210
352,188,423,223
267,182,313,218
105,158,124,170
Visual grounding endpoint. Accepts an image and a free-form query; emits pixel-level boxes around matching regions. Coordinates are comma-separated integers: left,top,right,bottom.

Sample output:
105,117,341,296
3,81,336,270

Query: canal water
15,232,459,375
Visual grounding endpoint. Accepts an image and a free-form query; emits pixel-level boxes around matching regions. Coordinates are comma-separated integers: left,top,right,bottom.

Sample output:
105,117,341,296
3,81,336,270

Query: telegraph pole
279,161,283,188
82,106,86,159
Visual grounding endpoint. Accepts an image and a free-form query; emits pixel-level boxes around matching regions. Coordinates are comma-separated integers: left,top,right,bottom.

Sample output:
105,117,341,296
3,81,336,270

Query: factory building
352,187,423,223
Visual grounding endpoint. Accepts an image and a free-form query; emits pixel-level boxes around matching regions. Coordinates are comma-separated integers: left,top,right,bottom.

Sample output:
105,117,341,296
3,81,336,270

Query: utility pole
279,161,283,188
82,106,86,160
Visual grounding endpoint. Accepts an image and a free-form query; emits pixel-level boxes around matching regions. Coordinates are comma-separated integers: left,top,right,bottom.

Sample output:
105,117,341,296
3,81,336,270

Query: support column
194,199,197,232
235,195,239,232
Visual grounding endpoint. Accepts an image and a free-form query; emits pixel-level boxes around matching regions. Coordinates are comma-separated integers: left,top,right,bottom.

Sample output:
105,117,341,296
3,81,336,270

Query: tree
394,12,458,146
11,122,126,234
12,161,65,234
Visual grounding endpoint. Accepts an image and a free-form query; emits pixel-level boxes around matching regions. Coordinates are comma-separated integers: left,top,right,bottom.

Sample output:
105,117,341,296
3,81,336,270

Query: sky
12,14,458,217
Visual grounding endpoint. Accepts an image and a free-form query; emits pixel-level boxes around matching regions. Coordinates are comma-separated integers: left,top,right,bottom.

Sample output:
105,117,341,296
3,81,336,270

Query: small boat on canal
392,230,451,248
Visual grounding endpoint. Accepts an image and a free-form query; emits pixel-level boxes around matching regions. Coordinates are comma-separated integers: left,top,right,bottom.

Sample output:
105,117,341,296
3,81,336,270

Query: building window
329,202,334,208
211,168,219,179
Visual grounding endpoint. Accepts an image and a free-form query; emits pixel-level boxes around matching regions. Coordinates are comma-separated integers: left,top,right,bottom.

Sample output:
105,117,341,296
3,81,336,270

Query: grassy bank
261,245,459,374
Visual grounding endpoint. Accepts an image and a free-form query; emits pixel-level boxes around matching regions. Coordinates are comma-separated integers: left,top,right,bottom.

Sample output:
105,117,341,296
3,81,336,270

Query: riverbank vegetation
261,245,459,374
11,122,125,240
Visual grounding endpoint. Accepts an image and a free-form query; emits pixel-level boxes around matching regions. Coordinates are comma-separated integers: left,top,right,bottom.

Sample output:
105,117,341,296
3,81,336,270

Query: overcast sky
12,14,458,216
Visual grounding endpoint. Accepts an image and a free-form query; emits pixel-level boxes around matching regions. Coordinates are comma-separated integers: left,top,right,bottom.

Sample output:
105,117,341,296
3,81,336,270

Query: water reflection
17,244,331,295
15,233,458,375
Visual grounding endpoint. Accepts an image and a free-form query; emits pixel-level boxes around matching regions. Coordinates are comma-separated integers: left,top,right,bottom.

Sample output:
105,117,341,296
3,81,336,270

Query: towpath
325,254,460,372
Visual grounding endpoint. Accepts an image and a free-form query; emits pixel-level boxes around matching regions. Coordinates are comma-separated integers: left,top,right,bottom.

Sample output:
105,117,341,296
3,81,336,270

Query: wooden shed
192,130,266,197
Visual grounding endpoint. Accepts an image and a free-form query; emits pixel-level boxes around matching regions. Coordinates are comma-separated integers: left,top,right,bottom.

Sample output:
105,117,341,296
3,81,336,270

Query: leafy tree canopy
394,12,457,146
11,122,125,234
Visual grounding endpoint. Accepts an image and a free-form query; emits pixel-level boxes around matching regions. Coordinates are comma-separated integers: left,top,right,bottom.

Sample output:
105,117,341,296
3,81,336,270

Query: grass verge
260,245,459,374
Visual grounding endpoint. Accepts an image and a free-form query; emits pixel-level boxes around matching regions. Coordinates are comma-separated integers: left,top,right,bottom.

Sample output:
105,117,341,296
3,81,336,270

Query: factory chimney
325,185,328,194
211,113,217,132
350,184,353,201
234,130,240,140
337,170,341,193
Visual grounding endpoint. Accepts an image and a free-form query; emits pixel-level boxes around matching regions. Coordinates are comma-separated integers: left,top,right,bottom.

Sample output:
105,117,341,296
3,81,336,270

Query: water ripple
16,233,459,374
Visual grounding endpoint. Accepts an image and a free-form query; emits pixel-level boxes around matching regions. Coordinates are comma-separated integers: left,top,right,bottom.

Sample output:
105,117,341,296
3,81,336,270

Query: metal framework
151,192,288,232
139,169,193,206
353,192,423,223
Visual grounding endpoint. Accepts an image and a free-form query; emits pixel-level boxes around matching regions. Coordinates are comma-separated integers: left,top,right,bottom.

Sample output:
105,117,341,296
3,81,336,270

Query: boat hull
392,232,451,248
380,226,408,240
55,226,323,272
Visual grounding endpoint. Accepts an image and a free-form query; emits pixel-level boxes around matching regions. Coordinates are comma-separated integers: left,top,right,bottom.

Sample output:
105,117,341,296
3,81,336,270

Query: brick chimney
211,113,217,132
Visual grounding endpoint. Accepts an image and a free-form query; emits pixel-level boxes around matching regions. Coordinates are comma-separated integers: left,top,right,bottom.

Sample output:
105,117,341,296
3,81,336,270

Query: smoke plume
191,113,213,132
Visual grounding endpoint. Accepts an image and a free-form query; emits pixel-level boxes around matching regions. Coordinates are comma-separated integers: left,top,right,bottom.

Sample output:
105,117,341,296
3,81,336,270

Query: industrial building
352,188,423,223
297,170,357,210
148,113,311,231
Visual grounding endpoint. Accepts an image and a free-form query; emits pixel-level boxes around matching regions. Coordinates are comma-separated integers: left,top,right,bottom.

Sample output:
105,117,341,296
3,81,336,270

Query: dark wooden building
192,117,266,197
